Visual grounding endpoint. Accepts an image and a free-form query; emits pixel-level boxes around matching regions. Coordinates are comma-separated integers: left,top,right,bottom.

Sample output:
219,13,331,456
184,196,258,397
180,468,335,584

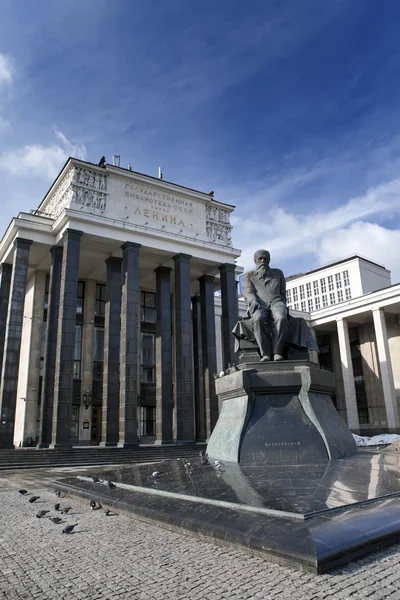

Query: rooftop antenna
112,155,120,167
127,164,132,171
158,167,163,180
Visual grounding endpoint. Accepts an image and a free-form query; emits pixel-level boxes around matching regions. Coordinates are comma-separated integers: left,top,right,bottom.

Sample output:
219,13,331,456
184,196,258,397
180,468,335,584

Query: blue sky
1,0,400,279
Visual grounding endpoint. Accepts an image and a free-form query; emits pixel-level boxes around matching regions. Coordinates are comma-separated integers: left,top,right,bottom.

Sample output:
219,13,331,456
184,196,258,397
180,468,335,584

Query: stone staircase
0,444,206,471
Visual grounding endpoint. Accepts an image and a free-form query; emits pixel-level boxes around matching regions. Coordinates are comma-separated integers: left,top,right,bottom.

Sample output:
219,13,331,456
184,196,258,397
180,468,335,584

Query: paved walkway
1,468,400,600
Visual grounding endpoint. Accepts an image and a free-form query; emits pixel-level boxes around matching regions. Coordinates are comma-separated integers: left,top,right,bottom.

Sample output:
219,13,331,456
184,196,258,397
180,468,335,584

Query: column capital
0,263,12,274
218,263,236,274
61,229,83,242
13,238,33,250
50,245,63,257
198,275,215,284
173,253,191,264
121,241,141,252
105,256,123,267
155,266,172,276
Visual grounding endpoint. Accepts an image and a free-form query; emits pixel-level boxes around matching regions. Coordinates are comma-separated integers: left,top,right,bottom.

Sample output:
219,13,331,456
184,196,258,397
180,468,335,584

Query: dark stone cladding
50,230,83,449
101,256,122,447
192,295,206,442
173,253,195,443
0,239,32,448
218,263,239,370
37,246,63,448
199,275,218,438
154,266,173,445
0,263,12,377
118,242,141,448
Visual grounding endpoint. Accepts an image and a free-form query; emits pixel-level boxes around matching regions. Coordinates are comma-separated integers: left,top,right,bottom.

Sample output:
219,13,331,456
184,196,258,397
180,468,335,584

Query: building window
141,292,156,323
40,322,46,373
286,289,292,303
140,406,156,436
329,292,336,305
141,331,155,383
320,278,326,293
306,282,312,297
322,294,328,307
335,273,342,288
337,289,344,303
345,287,351,300
328,275,334,291
299,285,305,300
294,303,299,310
92,327,104,402
315,297,321,310
307,299,313,311
343,270,350,286
301,300,306,311
77,281,85,314
73,324,83,379
95,284,106,316
293,288,298,302
313,280,319,295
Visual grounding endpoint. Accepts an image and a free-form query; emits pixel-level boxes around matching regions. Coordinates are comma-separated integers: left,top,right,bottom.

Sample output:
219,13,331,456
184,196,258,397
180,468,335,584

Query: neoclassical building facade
0,158,240,448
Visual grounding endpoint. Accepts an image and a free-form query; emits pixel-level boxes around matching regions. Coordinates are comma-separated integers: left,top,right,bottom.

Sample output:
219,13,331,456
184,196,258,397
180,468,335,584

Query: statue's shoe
273,354,284,361
260,355,272,362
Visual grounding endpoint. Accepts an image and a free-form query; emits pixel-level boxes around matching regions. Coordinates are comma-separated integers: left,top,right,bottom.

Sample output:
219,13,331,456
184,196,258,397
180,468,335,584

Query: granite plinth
53,450,400,573
207,362,357,464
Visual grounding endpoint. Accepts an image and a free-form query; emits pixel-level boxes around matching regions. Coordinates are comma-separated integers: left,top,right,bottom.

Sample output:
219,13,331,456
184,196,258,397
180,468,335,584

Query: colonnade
0,231,239,448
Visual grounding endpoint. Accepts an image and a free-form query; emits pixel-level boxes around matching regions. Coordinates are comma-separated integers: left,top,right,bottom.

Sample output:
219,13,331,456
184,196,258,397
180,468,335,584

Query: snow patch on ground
352,433,400,446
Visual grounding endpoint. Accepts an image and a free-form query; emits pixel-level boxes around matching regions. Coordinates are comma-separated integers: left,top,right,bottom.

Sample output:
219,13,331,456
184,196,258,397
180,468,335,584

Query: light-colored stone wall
14,270,46,446
358,322,386,429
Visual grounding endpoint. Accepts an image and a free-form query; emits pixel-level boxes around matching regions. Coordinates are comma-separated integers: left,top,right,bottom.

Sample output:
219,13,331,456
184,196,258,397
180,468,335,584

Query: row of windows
41,291,157,383
287,270,351,311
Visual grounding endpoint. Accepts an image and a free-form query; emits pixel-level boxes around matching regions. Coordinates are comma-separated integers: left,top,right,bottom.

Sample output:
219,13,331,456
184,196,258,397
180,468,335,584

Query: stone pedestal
207,361,357,464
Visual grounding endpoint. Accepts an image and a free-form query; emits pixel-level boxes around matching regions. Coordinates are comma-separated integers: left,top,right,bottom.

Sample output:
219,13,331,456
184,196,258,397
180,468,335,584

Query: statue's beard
256,265,270,280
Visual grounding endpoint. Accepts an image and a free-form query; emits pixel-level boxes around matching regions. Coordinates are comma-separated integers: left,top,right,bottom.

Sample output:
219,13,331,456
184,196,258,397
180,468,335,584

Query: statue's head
254,249,270,267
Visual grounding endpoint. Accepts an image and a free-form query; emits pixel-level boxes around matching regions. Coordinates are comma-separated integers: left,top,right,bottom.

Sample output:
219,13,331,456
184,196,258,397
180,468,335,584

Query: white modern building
285,257,400,436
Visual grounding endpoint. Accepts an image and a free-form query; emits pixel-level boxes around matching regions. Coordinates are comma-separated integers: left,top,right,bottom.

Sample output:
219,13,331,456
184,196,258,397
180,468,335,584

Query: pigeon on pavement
62,523,78,534
60,506,72,514
36,510,50,518
28,496,40,503
18,489,29,495
107,480,116,489
50,517,63,524
54,503,60,511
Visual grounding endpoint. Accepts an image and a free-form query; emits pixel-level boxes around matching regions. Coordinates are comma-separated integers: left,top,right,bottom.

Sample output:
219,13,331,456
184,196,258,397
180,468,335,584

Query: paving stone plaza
1,466,400,600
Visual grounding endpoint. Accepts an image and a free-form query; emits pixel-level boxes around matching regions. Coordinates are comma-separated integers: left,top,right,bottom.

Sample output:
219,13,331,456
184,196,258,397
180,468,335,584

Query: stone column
79,278,96,445
101,257,122,447
199,275,218,438
155,266,173,444
119,242,140,448
0,238,32,448
38,246,63,448
336,317,360,432
372,308,400,432
0,263,12,374
218,263,238,370
50,229,83,449
192,295,206,442
14,271,46,447
173,254,195,443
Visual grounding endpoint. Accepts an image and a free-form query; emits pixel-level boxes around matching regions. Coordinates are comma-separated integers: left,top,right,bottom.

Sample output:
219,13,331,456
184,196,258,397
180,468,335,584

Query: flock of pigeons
18,485,116,533
17,452,224,533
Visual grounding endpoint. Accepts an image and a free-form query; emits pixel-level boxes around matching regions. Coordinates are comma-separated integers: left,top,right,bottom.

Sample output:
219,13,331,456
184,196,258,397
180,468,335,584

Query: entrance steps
0,444,206,471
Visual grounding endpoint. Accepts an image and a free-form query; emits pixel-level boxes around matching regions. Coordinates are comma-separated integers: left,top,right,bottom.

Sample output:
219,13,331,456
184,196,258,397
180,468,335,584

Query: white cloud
318,222,400,283
0,54,13,86
232,177,400,281
0,128,87,180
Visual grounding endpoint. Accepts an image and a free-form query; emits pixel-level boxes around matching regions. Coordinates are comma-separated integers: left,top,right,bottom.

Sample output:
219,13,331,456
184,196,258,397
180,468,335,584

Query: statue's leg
270,304,288,358
251,308,272,358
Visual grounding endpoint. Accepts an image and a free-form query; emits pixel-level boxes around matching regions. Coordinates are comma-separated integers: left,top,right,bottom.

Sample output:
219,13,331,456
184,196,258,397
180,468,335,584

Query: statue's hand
248,299,260,314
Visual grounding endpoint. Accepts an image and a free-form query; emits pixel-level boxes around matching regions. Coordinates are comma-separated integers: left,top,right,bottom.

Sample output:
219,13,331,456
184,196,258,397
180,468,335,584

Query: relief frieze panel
206,204,232,245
